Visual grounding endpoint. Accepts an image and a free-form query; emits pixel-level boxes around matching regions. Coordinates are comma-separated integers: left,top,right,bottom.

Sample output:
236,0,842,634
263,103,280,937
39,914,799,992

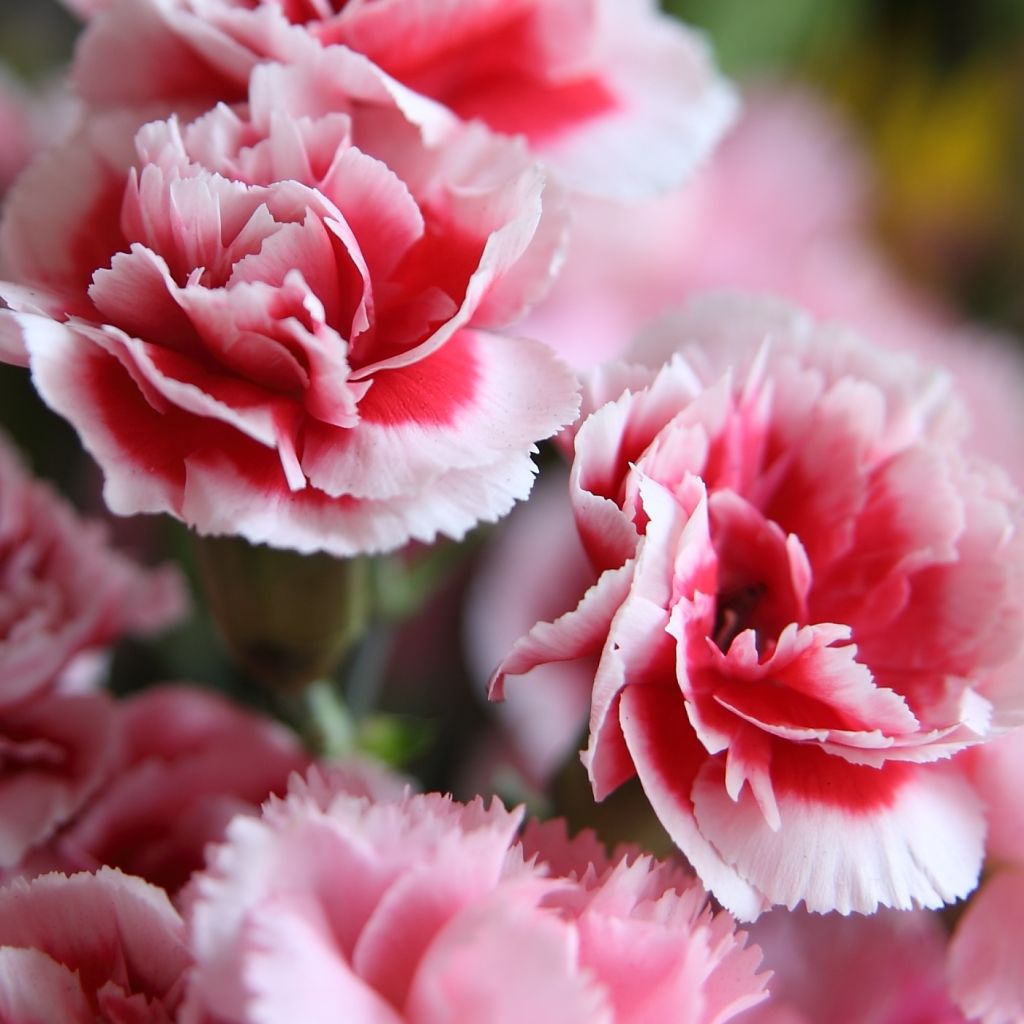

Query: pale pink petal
948,868,1024,1024
244,902,405,1024
406,898,611,1024
185,774,766,1023
0,947,93,1023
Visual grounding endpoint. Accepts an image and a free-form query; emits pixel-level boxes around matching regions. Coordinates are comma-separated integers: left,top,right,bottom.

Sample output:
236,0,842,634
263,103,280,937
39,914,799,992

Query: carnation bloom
182,768,767,1023
19,684,310,893
0,433,185,706
492,295,1024,919
68,0,735,200
0,432,186,867
0,52,577,555
0,868,191,1022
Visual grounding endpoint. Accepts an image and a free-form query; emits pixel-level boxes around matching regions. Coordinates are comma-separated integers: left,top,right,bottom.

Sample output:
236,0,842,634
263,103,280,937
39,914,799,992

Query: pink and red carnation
68,0,735,200
493,294,1024,919
181,768,767,1023
0,52,577,555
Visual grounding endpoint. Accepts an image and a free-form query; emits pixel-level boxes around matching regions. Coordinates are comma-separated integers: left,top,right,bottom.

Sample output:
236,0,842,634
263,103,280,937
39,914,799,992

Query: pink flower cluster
1,0,1024,1018
0,768,772,1023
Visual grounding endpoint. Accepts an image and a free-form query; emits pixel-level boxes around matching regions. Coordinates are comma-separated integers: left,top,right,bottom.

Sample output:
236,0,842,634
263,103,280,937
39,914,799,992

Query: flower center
712,582,768,654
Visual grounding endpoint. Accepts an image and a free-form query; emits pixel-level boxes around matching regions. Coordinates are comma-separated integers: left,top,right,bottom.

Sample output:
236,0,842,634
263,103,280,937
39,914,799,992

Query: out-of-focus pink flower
740,907,965,1023
182,768,767,1023
0,433,186,709
0,690,117,869
948,866,1024,1024
520,87,1024,486
0,53,577,555
0,433,186,868
464,469,596,789
69,0,735,200
0,867,191,1022
493,294,1024,920
19,685,309,894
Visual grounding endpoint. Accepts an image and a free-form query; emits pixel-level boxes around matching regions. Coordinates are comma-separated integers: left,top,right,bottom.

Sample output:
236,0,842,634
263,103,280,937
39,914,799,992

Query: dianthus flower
493,295,1024,918
0,54,577,554
181,768,767,1023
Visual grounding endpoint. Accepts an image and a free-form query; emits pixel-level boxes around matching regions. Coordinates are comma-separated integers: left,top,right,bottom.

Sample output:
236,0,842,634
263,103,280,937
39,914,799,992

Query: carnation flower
492,294,1024,918
67,0,735,200
0,432,185,706
0,432,186,867
181,768,767,1023
0,868,191,1022
0,52,577,555
19,684,310,893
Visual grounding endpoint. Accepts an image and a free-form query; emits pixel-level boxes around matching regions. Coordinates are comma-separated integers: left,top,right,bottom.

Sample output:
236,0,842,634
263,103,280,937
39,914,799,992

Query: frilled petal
465,472,597,784
489,561,635,702
303,330,578,500
691,747,985,914
0,868,190,1012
